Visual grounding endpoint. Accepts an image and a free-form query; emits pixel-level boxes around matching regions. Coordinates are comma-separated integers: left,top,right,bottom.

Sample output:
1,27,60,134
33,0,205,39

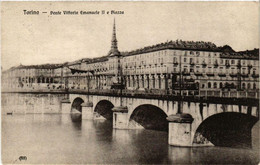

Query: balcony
247,64,253,70
206,72,214,77
202,62,207,68
225,63,231,68
182,72,190,76
214,62,219,68
190,61,195,66
252,74,259,78
241,73,249,78
173,62,178,66
218,73,226,77
237,62,241,69
194,72,203,76
229,73,237,78
185,78,195,82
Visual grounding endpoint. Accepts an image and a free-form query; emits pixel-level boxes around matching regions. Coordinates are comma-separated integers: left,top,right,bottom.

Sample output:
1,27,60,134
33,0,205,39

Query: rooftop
122,40,219,56
3,40,259,72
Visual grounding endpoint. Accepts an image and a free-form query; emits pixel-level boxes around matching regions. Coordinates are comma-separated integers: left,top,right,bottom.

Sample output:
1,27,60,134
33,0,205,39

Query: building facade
2,64,64,90
2,21,259,98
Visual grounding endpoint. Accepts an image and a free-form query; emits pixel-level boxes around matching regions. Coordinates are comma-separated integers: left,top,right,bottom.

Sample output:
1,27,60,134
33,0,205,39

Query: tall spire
111,18,117,48
108,18,120,56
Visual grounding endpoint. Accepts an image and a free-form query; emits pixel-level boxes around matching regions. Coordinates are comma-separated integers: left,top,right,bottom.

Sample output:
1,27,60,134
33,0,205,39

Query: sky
1,2,259,70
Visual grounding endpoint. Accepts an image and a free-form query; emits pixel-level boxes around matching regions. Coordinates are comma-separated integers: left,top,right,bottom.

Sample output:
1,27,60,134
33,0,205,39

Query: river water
2,113,259,164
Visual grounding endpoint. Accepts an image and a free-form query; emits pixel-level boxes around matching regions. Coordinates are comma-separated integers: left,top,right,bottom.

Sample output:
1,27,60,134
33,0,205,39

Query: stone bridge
61,93,259,148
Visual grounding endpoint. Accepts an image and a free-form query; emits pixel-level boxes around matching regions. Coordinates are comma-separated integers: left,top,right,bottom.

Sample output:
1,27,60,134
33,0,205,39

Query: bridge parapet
3,88,259,106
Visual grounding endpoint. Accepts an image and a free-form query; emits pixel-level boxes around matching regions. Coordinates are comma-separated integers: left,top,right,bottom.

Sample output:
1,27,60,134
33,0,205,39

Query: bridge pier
112,106,128,129
167,113,194,147
61,98,71,114
81,102,93,119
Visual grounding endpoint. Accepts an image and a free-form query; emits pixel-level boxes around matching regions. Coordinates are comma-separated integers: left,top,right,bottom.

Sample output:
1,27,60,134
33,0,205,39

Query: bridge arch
192,112,258,148
71,97,84,113
94,100,114,120
129,104,168,131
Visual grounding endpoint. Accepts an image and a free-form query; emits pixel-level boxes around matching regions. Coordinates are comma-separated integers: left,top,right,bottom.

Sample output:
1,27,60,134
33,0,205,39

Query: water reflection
168,147,191,164
167,145,259,164
70,113,82,122
93,120,113,143
128,129,170,164
2,114,259,164
70,113,82,131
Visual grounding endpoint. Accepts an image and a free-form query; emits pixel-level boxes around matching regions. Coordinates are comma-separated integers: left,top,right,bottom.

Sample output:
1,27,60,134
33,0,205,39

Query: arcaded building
2,21,259,98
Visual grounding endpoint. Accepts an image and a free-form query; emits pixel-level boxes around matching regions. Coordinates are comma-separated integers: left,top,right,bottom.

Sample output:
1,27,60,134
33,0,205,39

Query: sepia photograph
1,1,259,164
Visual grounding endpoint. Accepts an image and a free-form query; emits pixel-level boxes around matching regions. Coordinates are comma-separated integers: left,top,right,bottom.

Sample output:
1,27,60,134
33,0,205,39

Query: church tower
107,18,120,57
107,18,123,86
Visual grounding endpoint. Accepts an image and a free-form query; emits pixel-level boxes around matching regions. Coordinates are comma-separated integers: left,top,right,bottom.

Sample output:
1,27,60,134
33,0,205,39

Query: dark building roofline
121,40,259,60
121,40,220,56
10,63,63,70
3,39,259,72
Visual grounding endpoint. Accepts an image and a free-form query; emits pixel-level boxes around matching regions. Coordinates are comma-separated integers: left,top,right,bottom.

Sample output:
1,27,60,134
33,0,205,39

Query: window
214,82,217,88
242,68,246,74
247,83,251,89
231,68,235,74
202,58,205,63
242,83,246,89
253,83,256,89
231,60,235,64
184,58,187,62
231,83,235,88
220,82,223,88
183,68,188,73
208,82,211,88
225,60,229,65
